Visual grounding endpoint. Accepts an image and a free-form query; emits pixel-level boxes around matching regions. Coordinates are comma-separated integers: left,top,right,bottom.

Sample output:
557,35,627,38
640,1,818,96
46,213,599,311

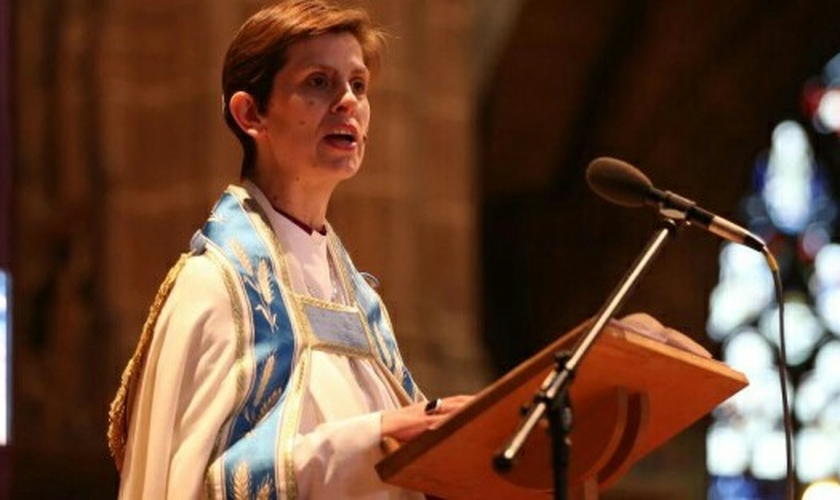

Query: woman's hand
380,395,473,443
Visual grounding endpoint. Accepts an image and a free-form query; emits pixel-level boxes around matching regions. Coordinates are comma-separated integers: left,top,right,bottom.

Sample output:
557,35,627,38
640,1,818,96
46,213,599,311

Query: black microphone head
586,157,653,208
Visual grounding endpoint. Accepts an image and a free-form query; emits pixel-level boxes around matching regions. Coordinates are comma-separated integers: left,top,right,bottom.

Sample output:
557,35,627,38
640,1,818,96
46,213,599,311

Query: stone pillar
14,0,112,455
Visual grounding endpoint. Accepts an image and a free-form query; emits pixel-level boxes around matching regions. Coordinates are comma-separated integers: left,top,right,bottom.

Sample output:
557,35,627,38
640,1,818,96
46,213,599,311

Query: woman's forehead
284,32,368,72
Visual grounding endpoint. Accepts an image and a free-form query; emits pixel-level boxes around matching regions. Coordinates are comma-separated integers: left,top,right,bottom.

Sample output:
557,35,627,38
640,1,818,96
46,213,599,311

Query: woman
108,1,469,498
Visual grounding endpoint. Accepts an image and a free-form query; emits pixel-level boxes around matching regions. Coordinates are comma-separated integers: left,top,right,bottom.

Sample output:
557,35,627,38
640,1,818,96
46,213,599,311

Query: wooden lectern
377,319,748,499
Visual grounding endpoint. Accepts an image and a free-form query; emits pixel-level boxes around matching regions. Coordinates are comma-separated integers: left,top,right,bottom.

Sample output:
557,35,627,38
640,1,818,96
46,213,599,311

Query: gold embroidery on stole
204,245,251,499
107,253,190,471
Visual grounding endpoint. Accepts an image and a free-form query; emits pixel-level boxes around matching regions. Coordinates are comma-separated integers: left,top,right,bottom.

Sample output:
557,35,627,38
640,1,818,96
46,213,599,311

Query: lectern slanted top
376,319,748,499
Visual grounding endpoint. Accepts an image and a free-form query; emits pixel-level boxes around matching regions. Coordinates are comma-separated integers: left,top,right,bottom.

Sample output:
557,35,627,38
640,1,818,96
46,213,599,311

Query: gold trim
326,233,415,405
206,245,253,457
295,294,375,358
278,346,310,500
296,292,356,313
204,470,216,499
310,340,375,359
325,235,380,351
107,253,189,471
378,299,410,398
205,241,256,498
325,229,355,308
376,359,418,406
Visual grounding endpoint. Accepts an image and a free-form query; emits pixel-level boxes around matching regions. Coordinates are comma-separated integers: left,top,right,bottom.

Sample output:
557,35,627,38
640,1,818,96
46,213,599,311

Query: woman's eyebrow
295,62,369,75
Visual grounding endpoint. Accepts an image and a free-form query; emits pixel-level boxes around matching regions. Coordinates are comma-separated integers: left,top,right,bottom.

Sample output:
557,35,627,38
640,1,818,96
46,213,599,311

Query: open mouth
324,127,358,149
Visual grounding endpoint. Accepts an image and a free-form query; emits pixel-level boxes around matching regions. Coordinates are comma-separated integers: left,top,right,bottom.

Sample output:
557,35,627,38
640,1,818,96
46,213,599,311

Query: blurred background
3,0,840,498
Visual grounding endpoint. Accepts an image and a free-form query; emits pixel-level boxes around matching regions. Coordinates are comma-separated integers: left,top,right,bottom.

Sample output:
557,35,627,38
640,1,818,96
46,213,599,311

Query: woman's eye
308,74,329,88
351,79,367,94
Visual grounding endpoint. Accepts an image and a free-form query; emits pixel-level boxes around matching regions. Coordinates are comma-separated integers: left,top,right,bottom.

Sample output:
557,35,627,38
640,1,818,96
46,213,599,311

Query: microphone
586,157,766,252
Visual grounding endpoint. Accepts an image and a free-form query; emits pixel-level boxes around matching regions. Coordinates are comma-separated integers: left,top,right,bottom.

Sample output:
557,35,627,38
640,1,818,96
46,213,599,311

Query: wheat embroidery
256,477,273,500
230,239,278,331
245,354,284,425
247,387,283,426
233,461,250,500
253,354,275,404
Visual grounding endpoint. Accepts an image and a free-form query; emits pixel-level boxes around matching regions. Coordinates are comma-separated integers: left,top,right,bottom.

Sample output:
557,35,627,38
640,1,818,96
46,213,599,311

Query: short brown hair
222,0,385,179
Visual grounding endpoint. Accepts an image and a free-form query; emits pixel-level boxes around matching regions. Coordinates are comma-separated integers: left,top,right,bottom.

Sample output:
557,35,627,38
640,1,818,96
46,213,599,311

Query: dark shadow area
480,0,840,386
480,1,840,497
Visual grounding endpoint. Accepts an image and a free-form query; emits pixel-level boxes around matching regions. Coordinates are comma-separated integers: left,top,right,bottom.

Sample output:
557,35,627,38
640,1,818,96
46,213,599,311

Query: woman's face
257,32,371,186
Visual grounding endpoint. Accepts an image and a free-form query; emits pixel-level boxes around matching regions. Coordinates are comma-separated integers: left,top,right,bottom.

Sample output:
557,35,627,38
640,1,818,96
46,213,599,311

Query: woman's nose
331,83,358,114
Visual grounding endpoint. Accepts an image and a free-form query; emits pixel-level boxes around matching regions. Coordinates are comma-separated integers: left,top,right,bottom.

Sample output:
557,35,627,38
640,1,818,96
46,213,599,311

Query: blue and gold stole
199,185,420,499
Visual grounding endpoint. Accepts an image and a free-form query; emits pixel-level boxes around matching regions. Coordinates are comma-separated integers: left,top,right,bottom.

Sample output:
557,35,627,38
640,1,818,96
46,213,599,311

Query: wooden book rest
377,319,747,499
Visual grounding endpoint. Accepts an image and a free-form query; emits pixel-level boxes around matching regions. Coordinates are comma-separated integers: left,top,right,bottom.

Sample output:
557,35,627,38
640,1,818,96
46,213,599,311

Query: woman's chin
323,159,362,180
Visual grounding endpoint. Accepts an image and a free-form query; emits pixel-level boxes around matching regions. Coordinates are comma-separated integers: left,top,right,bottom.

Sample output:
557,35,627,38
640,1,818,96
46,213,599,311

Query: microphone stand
493,215,683,500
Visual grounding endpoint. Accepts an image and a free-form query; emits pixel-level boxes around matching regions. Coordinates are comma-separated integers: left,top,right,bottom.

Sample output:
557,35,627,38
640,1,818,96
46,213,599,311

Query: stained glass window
707,53,840,499
0,270,8,445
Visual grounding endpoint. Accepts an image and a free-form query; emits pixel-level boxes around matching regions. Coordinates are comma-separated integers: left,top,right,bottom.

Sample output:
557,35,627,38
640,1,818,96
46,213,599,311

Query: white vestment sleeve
119,255,238,500
293,412,392,498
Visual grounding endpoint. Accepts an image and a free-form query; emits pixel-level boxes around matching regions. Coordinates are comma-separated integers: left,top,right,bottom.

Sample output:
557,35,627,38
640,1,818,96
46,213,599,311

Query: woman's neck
248,170,334,233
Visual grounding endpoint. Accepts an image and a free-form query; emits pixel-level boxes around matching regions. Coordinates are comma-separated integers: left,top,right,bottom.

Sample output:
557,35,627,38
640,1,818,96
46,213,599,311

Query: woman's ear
228,91,265,138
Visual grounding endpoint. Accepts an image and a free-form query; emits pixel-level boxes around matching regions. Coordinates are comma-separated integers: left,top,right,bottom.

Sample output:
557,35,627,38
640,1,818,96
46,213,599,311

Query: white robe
118,183,424,499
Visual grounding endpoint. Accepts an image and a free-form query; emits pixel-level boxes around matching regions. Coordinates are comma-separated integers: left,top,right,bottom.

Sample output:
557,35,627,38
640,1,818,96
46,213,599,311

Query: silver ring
424,398,443,415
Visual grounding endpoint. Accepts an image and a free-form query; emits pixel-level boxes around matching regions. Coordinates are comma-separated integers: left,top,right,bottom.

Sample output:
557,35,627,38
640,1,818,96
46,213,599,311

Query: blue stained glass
0,269,7,445
708,475,785,500
707,50,840,500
